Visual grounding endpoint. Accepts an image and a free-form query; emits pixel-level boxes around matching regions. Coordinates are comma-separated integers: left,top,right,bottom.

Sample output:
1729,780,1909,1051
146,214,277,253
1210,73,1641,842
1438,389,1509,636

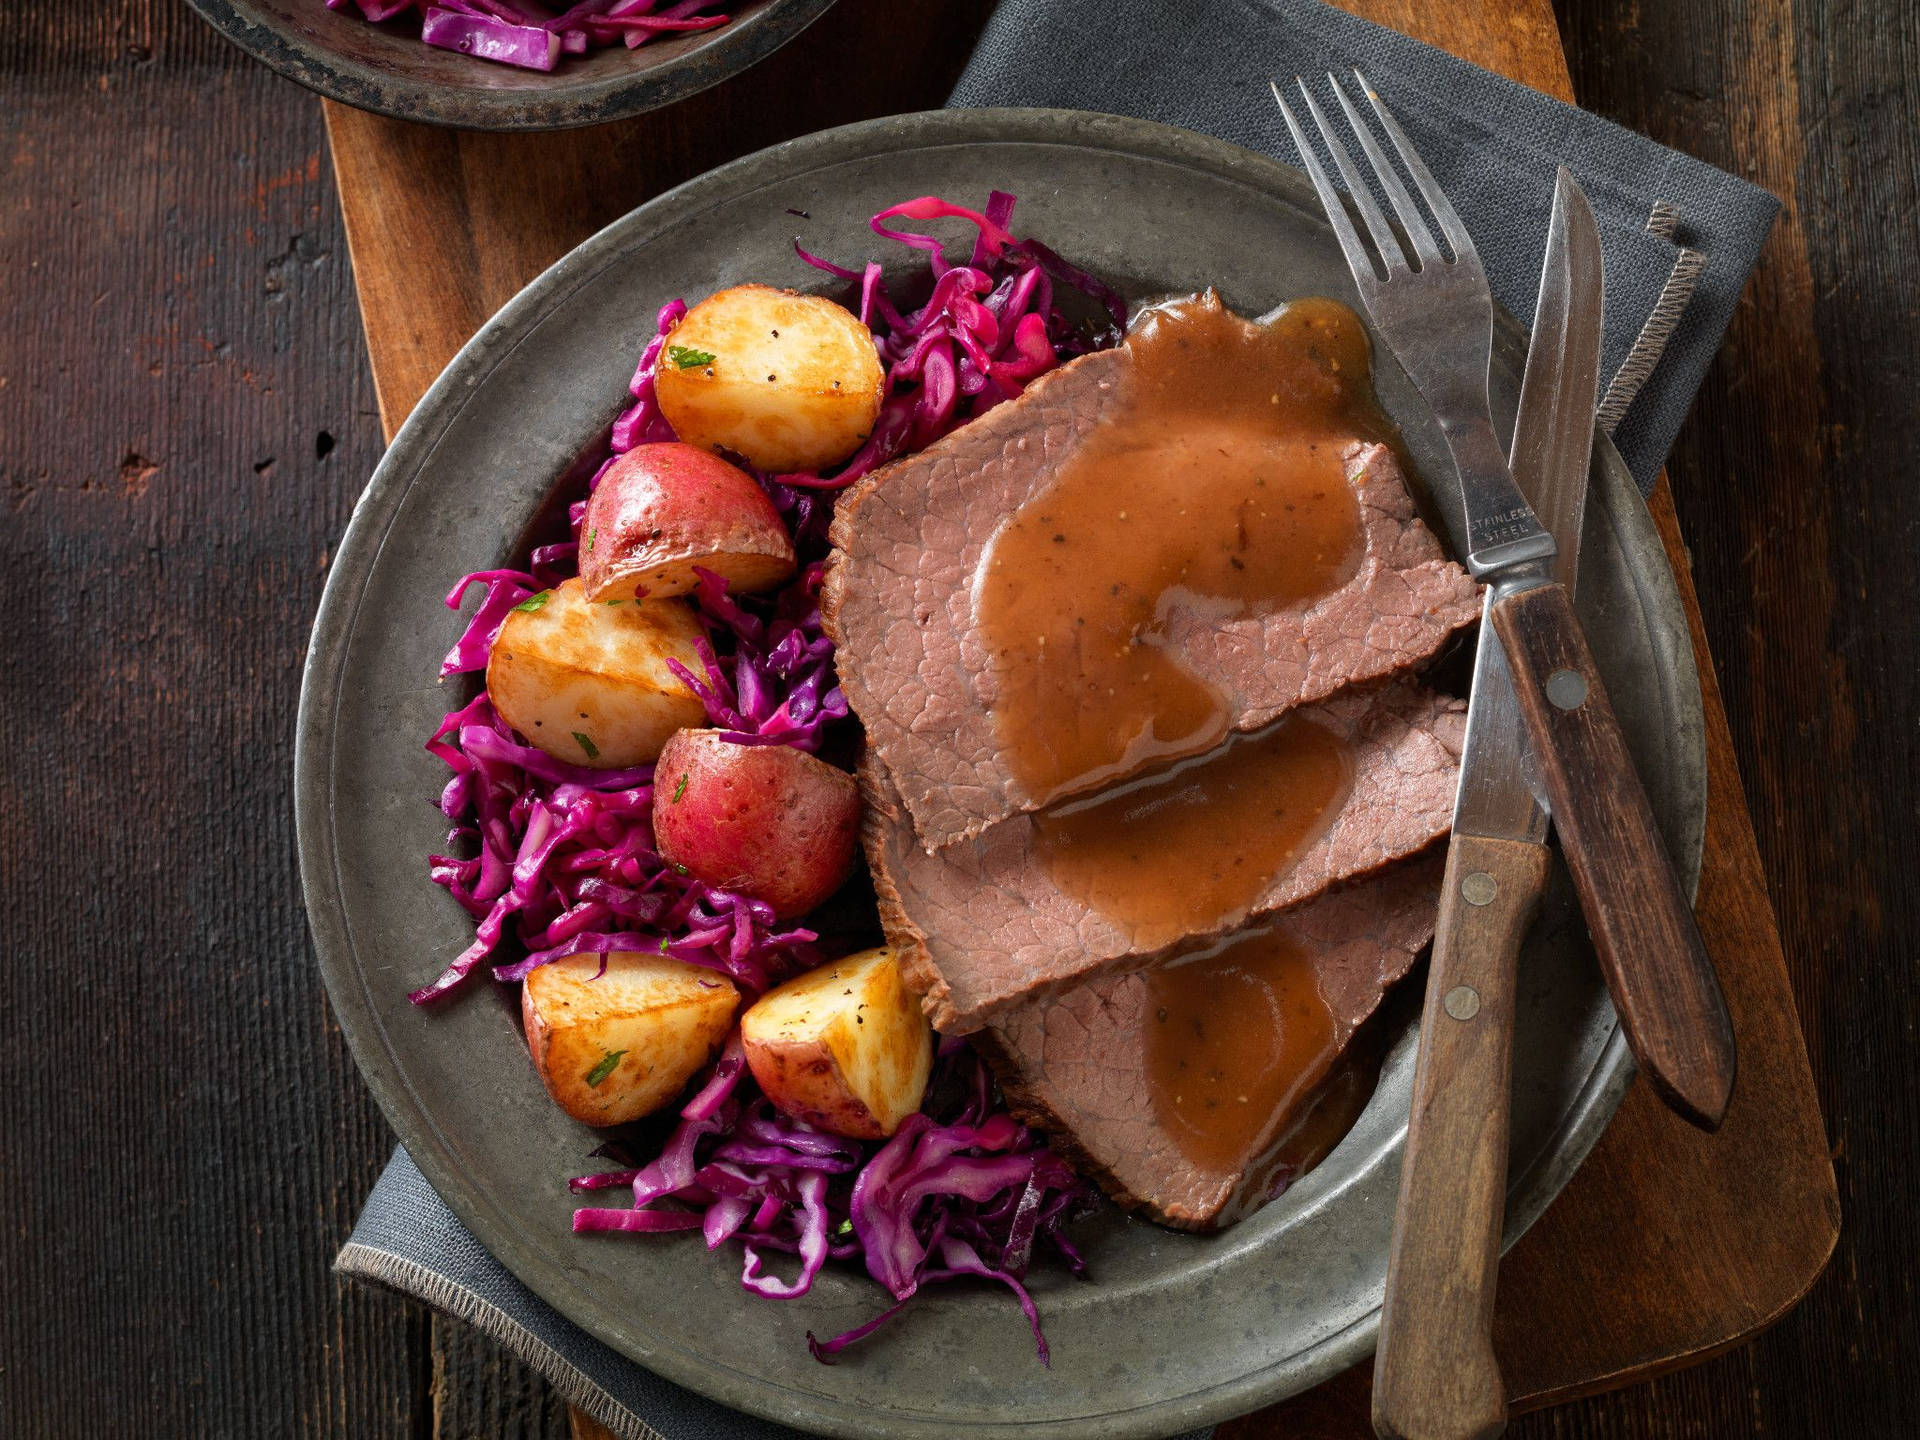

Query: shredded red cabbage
780,191,1125,491
414,690,819,1004
572,1039,1093,1360
326,0,730,71
663,563,848,753
422,192,1116,1360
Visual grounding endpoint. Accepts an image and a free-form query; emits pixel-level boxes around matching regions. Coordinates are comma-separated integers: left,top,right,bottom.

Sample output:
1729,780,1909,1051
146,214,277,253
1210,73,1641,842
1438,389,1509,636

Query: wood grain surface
0,0,1909,1437
0,5,415,1436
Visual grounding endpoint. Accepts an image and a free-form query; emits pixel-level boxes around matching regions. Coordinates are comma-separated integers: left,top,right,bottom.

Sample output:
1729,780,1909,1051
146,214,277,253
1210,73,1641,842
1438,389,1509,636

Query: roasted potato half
654,284,885,473
523,951,740,1126
487,577,708,769
579,443,795,604
741,947,933,1139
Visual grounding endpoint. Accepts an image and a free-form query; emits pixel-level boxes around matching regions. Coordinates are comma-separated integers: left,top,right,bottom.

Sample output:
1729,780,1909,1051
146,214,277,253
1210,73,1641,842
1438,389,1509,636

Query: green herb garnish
586,526,597,554
572,731,600,761
670,860,689,876
672,773,688,803
668,345,716,370
513,590,550,613
585,1049,628,1088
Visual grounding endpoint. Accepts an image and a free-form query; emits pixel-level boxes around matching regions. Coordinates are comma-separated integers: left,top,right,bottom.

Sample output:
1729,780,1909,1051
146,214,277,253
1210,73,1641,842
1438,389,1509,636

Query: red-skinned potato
741,947,933,1139
654,284,885,473
523,952,739,1127
652,728,861,920
579,443,795,604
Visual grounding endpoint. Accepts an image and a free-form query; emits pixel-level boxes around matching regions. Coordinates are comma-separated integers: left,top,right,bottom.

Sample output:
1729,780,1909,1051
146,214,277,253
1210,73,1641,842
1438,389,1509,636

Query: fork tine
1292,77,1410,277
1352,69,1480,267
1325,72,1445,268
1270,80,1384,294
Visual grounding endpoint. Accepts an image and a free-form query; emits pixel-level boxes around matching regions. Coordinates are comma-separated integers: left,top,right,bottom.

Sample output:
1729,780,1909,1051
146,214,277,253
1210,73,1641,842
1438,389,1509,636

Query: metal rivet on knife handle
1444,985,1483,1021
1461,871,1499,906
1546,667,1589,710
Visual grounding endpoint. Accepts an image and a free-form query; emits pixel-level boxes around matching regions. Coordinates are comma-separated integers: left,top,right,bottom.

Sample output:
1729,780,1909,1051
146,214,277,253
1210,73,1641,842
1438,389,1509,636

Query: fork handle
1372,833,1548,1440
1489,580,1737,1130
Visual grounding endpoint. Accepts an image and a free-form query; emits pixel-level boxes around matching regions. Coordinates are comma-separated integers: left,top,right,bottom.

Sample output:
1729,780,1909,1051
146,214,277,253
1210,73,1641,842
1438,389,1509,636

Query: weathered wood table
2,1,1915,1436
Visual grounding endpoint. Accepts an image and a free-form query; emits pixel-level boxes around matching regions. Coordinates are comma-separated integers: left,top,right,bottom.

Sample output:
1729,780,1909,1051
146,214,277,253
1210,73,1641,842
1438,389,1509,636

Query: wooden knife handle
1489,580,1737,1130
1373,833,1549,1440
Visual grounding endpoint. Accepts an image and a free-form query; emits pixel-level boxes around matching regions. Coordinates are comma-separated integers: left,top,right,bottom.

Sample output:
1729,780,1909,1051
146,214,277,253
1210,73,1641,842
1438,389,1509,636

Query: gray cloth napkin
340,1151,803,1440
952,0,1779,495
338,4,1779,1436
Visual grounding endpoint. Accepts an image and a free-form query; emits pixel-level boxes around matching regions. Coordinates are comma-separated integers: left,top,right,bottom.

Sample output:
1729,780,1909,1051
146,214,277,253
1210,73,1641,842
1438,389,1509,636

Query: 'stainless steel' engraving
1474,508,1543,543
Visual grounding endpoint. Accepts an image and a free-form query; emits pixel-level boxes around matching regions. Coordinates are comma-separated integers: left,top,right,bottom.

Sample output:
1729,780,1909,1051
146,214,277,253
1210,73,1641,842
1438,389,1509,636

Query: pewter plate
296,110,1704,1439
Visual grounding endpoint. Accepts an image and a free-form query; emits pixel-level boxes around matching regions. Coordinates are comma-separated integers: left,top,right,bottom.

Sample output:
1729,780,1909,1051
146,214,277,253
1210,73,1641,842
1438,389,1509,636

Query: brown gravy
1144,926,1342,1173
1031,711,1353,945
1233,1012,1389,1221
976,293,1407,1219
975,293,1387,807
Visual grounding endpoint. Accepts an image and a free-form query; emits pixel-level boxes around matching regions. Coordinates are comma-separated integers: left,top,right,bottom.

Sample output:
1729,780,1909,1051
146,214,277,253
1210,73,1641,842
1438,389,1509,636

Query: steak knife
1371,168,1603,1440
1275,75,1736,1137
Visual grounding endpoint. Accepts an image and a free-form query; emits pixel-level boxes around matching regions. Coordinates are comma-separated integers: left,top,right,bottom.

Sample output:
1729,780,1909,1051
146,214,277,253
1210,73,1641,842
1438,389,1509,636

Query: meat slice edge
823,342,1480,854
976,853,1444,1230
862,679,1466,1034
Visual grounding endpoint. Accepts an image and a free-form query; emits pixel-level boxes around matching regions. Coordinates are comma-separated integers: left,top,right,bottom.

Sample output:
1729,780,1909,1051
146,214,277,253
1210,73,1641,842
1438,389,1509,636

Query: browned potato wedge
487,577,708,769
523,952,740,1126
740,947,932,1139
654,284,885,473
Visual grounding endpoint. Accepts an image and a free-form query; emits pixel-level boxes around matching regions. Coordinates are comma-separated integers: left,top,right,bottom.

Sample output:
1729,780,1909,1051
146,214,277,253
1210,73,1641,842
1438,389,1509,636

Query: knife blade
1457,168,1602,849
1372,169,1603,1440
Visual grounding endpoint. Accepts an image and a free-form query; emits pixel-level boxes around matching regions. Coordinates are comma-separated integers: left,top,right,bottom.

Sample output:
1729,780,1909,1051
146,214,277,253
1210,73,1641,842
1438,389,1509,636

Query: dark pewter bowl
296,110,1705,1437
186,0,837,130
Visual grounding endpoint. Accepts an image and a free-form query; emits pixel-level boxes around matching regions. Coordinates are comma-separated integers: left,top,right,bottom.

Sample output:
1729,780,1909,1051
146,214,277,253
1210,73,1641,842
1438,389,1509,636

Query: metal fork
1274,69,1735,1133
1276,67,1738,1440
1271,72,1553,580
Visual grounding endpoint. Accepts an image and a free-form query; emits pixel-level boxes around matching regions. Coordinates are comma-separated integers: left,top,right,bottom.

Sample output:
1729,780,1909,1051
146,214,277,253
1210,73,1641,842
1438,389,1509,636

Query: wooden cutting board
319,0,1838,1432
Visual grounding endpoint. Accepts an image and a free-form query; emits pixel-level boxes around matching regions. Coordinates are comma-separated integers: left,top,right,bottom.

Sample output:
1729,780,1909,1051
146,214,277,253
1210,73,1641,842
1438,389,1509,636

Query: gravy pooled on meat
1033,711,1353,946
823,335,1476,853
975,295,1390,807
977,854,1446,1229
831,291,1474,1229
1145,926,1342,1173
869,678,1465,1033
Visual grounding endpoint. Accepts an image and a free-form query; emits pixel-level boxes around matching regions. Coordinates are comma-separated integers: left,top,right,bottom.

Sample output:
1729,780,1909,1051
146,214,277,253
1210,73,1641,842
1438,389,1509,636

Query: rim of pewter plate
296,108,1704,1439
184,0,838,131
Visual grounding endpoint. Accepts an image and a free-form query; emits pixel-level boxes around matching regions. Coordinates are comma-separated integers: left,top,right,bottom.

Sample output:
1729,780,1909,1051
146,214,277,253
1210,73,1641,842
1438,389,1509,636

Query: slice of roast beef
822,341,1479,853
864,679,1465,1033
977,853,1443,1230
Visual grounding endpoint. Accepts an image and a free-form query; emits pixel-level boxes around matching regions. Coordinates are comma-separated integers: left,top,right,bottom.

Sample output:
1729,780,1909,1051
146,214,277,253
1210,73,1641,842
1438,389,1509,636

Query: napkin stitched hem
337,1241,665,1440
1599,208,1708,434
